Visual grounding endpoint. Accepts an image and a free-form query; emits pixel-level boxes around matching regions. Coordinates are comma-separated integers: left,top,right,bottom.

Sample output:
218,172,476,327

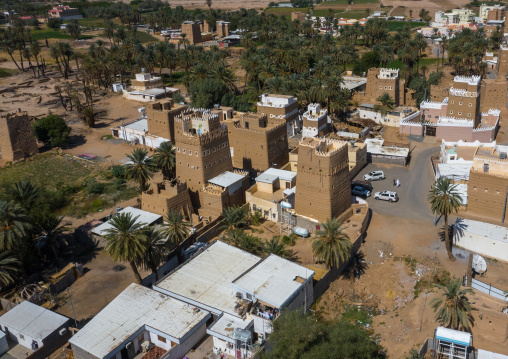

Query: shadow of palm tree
342,251,369,280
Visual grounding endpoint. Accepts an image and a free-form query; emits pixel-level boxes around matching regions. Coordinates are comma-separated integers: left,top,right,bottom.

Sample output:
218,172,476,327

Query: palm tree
205,0,212,10
136,226,169,281
103,213,146,284
0,251,21,286
312,218,352,269
224,228,245,246
153,142,176,179
221,206,248,231
263,236,291,258
0,201,32,251
162,210,191,245
125,148,157,191
238,234,261,255
10,180,39,210
36,215,68,260
430,277,474,331
428,177,463,260
374,93,396,116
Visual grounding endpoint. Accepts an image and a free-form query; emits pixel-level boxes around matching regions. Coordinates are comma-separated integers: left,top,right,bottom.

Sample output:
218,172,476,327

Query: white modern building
153,240,314,358
111,119,170,149
123,72,180,103
358,103,421,127
91,207,162,237
0,301,69,354
69,284,211,359
302,103,329,138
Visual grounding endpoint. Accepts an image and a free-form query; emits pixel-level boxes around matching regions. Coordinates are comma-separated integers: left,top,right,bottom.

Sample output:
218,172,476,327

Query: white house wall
453,230,508,262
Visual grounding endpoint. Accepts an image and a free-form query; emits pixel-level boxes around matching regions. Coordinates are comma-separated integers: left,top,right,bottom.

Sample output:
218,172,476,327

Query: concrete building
0,111,38,162
400,76,500,141
358,103,420,127
453,218,508,262
294,138,351,223
91,207,162,237
0,301,69,355
364,138,409,166
302,103,329,138
146,100,189,143
497,45,508,75
216,20,230,37
123,72,180,103
246,168,297,222
257,94,300,138
480,4,505,22
141,174,193,217
48,5,82,20
153,240,314,356
69,284,210,359
182,21,202,44
435,8,475,24
225,112,289,173
111,118,169,148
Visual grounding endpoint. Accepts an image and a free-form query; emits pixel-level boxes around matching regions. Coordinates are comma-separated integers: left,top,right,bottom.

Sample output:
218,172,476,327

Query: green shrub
111,165,126,179
32,114,71,147
87,181,105,195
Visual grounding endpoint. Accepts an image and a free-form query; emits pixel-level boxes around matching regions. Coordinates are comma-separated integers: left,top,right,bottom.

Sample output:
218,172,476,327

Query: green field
319,0,378,3
265,6,310,15
387,21,427,31
30,29,95,41
0,68,14,78
333,10,371,19
0,153,97,191
76,17,106,27
135,31,159,43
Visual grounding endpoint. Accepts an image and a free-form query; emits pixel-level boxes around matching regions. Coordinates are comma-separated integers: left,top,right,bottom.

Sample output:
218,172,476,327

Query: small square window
451,101,454,104
459,102,463,105
468,103,472,107
450,111,453,114
183,149,186,154
458,112,462,115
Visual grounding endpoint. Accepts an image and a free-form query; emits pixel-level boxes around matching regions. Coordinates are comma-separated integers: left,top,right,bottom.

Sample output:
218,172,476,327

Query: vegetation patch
0,67,14,78
30,29,95,41
387,21,426,32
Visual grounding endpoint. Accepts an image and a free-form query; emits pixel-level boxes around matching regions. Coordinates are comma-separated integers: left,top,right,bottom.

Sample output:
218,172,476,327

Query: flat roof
365,139,409,157
256,173,278,184
478,349,508,359
155,241,260,316
92,207,162,236
208,171,245,188
0,301,68,341
232,254,314,309
125,119,148,132
69,284,209,358
206,313,252,343
437,163,472,180
341,78,367,91
127,88,167,96
259,168,297,182
454,218,508,244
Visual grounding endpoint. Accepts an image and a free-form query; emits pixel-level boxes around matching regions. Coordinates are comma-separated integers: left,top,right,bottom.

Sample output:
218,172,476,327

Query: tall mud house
0,112,38,162
174,109,233,206
257,94,300,138
295,138,351,223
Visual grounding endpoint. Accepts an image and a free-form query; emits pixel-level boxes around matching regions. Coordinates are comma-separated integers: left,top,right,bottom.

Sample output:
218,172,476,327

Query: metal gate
425,125,436,136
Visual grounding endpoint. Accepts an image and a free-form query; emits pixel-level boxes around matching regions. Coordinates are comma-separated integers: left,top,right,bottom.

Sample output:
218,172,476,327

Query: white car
374,191,399,203
363,171,385,181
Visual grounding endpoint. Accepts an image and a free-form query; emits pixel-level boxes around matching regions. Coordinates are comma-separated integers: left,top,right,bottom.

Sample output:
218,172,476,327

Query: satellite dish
472,254,487,275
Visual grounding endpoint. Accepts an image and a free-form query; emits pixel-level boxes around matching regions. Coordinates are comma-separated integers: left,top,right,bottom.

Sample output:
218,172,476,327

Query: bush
113,178,126,190
47,18,63,29
172,92,185,104
111,165,126,179
33,114,71,147
87,181,105,195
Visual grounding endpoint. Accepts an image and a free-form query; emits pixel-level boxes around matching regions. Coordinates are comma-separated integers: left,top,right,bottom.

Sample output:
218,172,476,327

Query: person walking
396,179,400,187
393,179,396,186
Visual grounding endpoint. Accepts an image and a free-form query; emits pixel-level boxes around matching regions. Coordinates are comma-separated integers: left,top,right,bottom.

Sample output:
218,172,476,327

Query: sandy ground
316,213,508,357
381,0,471,18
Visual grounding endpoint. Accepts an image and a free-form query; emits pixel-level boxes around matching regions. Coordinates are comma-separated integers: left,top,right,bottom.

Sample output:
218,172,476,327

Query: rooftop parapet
453,75,481,86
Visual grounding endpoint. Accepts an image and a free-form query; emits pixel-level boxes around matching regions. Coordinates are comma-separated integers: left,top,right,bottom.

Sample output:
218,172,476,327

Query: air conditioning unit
258,333,265,344
141,341,153,353
59,328,67,336
126,342,133,350
213,346,221,355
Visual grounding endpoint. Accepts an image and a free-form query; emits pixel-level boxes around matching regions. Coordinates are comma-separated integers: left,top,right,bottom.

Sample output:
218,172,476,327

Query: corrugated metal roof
0,301,69,341
69,284,209,358
478,349,508,359
256,168,296,183
208,171,244,188
92,207,162,236
155,241,260,316
232,254,314,309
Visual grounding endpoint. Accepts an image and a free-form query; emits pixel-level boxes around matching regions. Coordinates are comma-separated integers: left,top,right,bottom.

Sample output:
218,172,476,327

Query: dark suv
351,180,373,192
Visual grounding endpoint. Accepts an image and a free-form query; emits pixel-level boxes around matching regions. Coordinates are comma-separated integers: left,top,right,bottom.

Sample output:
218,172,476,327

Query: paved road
353,144,439,222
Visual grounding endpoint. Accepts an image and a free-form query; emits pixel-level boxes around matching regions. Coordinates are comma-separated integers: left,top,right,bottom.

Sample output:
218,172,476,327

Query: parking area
352,145,439,221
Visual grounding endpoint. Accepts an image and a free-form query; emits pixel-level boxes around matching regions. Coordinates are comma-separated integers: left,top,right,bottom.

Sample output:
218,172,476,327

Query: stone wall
472,127,497,142
295,141,351,222
480,79,507,110
467,170,508,220
0,112,38,162
141,180,193,217
497,47,508,75
436,124,473,141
